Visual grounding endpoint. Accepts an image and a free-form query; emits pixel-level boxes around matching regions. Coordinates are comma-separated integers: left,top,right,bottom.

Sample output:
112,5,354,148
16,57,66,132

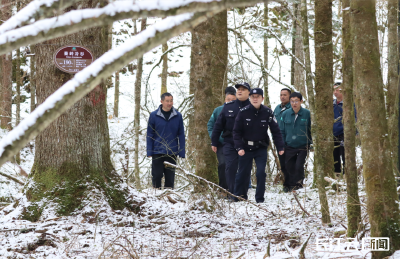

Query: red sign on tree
54,45,94,74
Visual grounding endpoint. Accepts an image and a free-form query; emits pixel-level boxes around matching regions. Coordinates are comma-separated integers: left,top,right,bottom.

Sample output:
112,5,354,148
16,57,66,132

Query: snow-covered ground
0,2,397,258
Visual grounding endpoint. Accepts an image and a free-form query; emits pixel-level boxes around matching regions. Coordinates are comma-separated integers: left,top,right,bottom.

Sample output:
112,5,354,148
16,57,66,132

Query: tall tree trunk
161,42,168,95
301,0,317,187
133,18,146,189
342,0,361,238
263,4,268,105
15,48,21,164
291,3,297,86
387,0,399,176
351,0,400,256
190,11,227,183
294,1,305,97
114,70,119,117
30,45,36,112
314,0,333,223
1,0,12,130
27,1,131,220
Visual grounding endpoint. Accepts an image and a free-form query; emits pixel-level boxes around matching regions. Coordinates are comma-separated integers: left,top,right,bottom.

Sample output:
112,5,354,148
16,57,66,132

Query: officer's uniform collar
333,99,343,105
236,98,250,107
249,103,265,112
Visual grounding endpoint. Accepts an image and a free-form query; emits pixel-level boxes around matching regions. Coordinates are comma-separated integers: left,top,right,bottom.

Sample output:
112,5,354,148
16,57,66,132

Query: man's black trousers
333,134,345,174
223,142,239,196
284,146,308,188
216,143,228,190
151,154,176,189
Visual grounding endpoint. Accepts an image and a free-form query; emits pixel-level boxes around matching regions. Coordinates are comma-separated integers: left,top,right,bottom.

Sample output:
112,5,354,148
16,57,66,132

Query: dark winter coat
211,99,251,146
333,99,357,136
147,105,185,158
280,107,312,149
233,104,284,152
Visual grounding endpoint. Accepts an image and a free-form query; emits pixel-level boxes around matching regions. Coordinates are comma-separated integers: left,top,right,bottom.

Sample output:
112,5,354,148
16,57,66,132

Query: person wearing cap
273,88,292,187
280,92,312,192
233,88,284,203
207,86,237,190
211,83,251,197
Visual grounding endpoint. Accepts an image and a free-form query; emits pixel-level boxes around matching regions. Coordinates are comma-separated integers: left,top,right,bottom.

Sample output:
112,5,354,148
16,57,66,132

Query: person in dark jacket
233,88,284,203
147,92,185,189
273,88,292,187
333,82,345,175
280,92,312,192
211,83,251,197
207,86,237,190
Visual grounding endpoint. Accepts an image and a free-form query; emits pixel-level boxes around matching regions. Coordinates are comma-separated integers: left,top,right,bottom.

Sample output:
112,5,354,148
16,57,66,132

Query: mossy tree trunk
387,0,399,176
133,18,146,189
341,0,361,238
190,11,227,183
29,0,130,219
351,0,400,257
1,0,12,131
314,0,333,224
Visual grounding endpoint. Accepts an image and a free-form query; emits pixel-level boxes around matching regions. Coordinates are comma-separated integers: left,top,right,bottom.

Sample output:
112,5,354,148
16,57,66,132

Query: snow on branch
0,12,216,168
0,0,80,34
0,0,268,56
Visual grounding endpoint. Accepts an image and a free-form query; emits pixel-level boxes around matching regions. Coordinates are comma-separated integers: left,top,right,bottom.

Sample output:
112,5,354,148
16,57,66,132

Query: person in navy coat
147,92,185,189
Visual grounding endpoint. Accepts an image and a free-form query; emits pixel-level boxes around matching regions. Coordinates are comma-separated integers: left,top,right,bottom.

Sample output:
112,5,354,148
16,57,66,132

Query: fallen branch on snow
164,162,277,217
0,171,24,185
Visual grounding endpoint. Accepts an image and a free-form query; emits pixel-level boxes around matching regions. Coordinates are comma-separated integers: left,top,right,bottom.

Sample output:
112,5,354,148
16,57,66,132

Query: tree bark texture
351,0,400,256
134,18,146,189
294,1,305,98
263,4,268,106
387,0,399,176
30,45,36,112
15,48,21,165
341,0,361,238
161,42,168,95
29,0,128,218
291,2,296,86
114,70,119,117
301,0,317,187
190,11,227,183
1,0,12,130
314,0,333,224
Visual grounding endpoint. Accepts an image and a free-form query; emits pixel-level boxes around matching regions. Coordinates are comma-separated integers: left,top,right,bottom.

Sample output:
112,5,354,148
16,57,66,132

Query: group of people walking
146,82,347,202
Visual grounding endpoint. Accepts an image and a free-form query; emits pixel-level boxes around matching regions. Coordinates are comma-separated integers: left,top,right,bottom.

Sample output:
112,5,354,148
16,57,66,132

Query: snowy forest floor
1,173,400,258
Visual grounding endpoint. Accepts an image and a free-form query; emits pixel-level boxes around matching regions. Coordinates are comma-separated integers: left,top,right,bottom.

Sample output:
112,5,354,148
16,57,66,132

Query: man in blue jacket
233,88,284,203
273,88,292,186
207,86,237,190
211,83,251,197
280,92,312,192
333,82,345,175
147,92,185,189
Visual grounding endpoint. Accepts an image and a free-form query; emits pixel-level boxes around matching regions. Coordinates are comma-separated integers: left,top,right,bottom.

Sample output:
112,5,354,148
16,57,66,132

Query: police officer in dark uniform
211,83,251,197
233,88,284,203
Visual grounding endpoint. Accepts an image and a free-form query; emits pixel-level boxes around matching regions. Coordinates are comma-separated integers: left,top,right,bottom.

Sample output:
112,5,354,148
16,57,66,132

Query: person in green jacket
207,86,236,189
273,88,292,188
280,92,312,192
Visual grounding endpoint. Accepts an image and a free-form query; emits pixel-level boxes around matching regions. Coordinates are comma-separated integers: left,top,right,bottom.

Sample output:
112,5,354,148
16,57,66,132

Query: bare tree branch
0,0,80,34
0,12,222,168
0,0,269,56
0,171,24,185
